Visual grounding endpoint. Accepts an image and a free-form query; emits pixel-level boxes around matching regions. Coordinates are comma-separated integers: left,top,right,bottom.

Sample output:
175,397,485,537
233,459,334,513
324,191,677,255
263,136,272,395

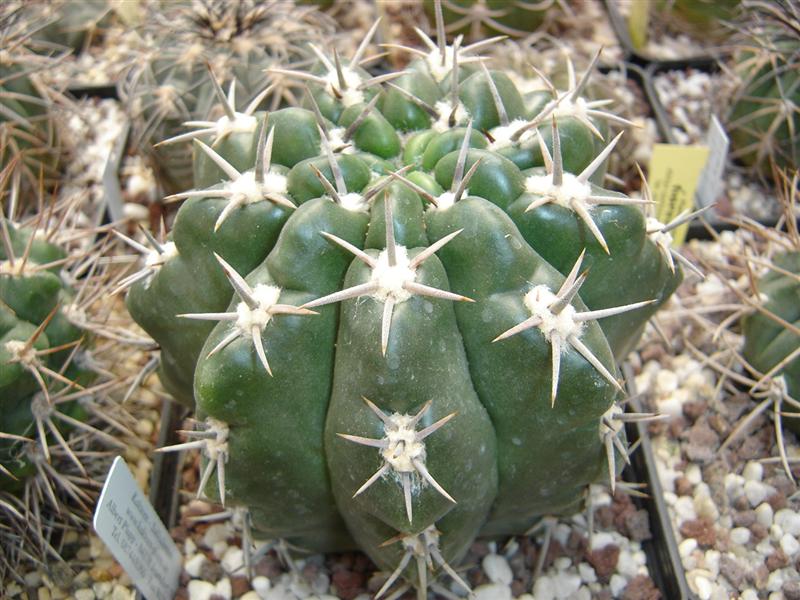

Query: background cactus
118,0,336,194
0,174,131,580
727,0,800,182
423,0,563,40
121,15,683,596
0,3,66,193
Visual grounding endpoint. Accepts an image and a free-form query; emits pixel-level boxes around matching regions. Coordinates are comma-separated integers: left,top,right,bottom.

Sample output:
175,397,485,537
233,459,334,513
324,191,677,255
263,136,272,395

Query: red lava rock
174,588,188,600
733,495,750,511
733,511,756,528
587,544,620,580
784,580,800,600
624,509,652,542
230,575,250,597
719,554,746,588
767,492,787,511
594,506,615,530
254,553,283,578
679,518,716,547
331,570,366,600
511,580,526,597
766,549,789,571
674,476,693,496
669,416,688,438
752,563,770,588
621,574,662,600
171,525,189,543
708,414,730,437
682,401,704,422
750,523,769,542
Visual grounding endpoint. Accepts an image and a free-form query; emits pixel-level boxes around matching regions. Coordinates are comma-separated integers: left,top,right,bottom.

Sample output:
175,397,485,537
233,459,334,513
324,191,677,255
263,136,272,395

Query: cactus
118,0,336,194
0,3,65,192
122,12,683,596
727,0,799,181
0,176,128,578
423,0,562,40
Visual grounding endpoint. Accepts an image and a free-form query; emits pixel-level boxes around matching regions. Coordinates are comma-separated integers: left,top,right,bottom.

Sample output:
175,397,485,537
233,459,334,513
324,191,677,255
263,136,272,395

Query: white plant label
695,115,729,209
93,456,181,600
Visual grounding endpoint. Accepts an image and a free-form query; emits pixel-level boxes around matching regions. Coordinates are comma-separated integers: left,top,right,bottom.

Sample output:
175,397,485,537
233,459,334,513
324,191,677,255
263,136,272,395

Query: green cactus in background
0,4,65,193
118,0,336,194
120,12,684,596
727,0,799,181
0,180,126,578
742,250,800,433
423,0,562,40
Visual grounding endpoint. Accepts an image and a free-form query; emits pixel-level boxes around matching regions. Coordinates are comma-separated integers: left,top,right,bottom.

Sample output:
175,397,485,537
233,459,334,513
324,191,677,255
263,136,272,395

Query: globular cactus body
742,250,800,433
126,21,681,595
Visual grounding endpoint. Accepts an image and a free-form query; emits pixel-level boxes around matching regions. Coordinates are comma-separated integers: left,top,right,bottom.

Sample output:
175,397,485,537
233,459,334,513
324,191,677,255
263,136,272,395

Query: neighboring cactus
118,0,336,194
121,12,682,596
727,0,799,181
0,178,127,578
423,0,562,40
0,4,65,192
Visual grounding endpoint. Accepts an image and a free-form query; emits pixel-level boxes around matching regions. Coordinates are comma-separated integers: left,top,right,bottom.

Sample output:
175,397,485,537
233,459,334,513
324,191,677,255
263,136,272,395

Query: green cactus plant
121,13,684,596
118,0,336,194
727,0,799,181
423,0,562,40
0,3,65,193
0,179,128,578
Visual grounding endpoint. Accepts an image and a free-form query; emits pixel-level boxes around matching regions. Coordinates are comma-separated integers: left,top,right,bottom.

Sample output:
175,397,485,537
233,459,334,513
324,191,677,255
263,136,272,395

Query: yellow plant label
649,144,710,247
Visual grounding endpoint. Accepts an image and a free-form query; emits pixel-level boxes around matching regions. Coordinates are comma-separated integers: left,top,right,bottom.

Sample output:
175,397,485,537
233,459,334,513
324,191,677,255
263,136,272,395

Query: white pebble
756,503,775,528
212,540,228,559
473,583,511,600
553,556,571,571
578,562,597,584
730,527,751,546
769,593,784,600
693,575,712,600
770,524,784,541
780,533,800,556
767,569,786,592
703,550,720,578
590,532,616,551
775,509,800,536
532,575,555,600
724,473,745,498
185,538,197,556
694,493,719,521
214,577,232,600
187,581,215,600
679,538,698,558
482,553,513,585
202,523,231,548
744,481,768,507
743,461,763,482
552,571,581,598
674,496,697,522
74,590,95,600
685,464,702,485
741,590,758,600
221,547,244,575
609,574,627,597
252,576,271,598
185,553,207,578
573,587,591,600
756,538,775,555
616,551,638,578
241,593,261,600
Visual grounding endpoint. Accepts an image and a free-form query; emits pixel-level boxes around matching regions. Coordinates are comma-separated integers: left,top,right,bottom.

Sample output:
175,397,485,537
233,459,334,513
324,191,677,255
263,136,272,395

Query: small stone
757,503,775,528
221,547,244,575
767,569,786,592
692,574,712,600
766,549,788,571
532,575,555,600
730,527,751,546
252,576,271,598
473,583,512,600
213,577,232,600
74,590,95,600
745,481,768,507
780,533,800,556
750,523,769,542
230,576,250,597
482,553,513,585
679,538,698,558
185,554,207,578
609,574,627,597
92,582,113,598
741,590,759,600
775,509,800,536
675,476,693,496
202,524,231,549
734,511,756,528
587,544,619,580
187,580,215,600
680,518,716,547
240,594,261,600
552,571,581,598
783,580,800,600
111,585,134,600
743,461,764,482
199,559,224,583
578,562,597,584
37,588,52,600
